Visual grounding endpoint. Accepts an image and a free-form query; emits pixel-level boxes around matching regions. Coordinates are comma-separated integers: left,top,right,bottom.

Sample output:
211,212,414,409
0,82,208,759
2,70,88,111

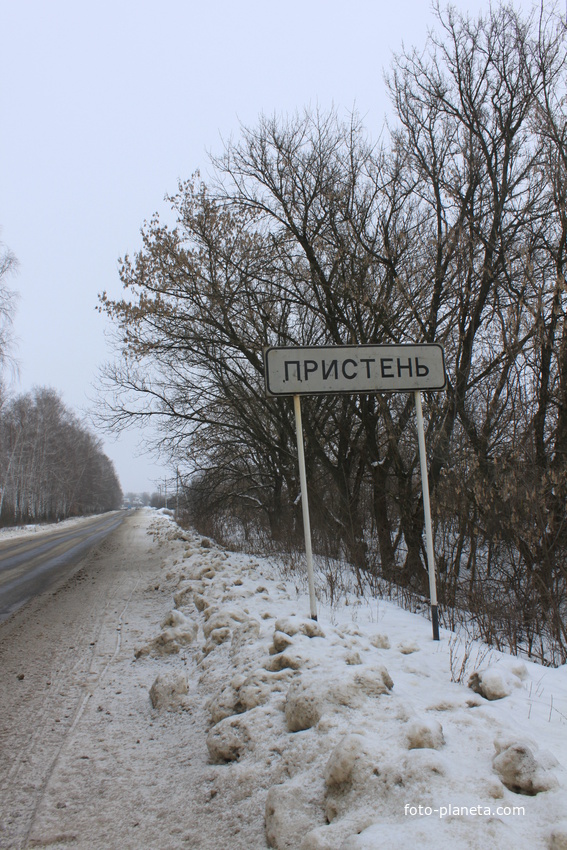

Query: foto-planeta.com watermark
404,803,525,819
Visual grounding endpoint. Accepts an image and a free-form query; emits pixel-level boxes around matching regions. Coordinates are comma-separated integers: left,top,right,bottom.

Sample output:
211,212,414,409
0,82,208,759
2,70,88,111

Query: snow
141,512,567,849
149,670,189,712
2,508,566,849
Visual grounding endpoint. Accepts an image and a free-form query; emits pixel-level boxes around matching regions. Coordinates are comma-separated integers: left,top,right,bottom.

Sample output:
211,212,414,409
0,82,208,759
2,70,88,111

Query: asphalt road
0,512,126,622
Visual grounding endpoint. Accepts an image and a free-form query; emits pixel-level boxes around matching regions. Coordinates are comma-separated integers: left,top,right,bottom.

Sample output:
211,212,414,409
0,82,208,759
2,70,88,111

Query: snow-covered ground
2,509,566,849
135,512,567,849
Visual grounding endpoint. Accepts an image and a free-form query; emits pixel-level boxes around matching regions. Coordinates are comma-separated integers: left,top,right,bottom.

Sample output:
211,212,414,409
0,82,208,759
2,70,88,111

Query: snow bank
133,516,567,850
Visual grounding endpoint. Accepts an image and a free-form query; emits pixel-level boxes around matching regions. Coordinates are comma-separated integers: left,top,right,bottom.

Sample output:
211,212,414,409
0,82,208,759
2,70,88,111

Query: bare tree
0,234,18,376
0,388,122,525
99,4,567,661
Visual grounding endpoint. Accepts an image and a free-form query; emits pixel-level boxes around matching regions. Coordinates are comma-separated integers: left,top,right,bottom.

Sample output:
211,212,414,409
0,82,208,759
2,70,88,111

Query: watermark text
404,803,525,819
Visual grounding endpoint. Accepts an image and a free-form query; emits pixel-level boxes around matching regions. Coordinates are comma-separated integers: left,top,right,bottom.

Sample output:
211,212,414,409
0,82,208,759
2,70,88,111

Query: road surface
0,510,178,849
0,513,126,622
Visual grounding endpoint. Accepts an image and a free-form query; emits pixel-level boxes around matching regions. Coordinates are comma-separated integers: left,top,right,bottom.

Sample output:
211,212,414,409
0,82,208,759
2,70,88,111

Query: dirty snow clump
406,718,445,750
206,714,251,763
492,739,560,795
135,609,198,658
468,665,522,700
149,671,189,712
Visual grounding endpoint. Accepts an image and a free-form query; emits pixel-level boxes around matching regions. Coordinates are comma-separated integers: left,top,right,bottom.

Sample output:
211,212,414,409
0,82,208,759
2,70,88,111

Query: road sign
264,344,446,396
264,341,445,639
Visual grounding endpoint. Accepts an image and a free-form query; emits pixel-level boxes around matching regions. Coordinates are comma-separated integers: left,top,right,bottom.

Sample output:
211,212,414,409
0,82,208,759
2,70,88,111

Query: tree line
99,3,567,663
0,388,122,525
0,232,122,526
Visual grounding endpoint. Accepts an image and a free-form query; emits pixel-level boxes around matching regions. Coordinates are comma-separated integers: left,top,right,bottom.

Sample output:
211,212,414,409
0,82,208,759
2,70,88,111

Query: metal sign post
264,343,446,640
293,395,318,620
414,391,439,640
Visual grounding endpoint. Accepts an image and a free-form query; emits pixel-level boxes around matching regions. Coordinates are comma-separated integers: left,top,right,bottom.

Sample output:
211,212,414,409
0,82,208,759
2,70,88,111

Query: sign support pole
414,391,440,640
293,394,318,621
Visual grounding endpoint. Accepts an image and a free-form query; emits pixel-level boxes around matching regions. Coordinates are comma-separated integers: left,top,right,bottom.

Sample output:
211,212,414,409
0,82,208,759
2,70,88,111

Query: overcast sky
1,0,538,493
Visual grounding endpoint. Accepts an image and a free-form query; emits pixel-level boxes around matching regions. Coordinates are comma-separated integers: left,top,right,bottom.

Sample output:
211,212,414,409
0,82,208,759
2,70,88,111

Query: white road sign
264,344,446,396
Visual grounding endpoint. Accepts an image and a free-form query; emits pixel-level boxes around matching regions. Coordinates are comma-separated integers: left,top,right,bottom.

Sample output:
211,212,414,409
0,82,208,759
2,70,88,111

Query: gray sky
0,0,536,493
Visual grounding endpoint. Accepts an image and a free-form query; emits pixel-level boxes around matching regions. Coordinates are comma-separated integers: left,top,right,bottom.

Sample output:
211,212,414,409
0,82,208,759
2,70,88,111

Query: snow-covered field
2,509,566,849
